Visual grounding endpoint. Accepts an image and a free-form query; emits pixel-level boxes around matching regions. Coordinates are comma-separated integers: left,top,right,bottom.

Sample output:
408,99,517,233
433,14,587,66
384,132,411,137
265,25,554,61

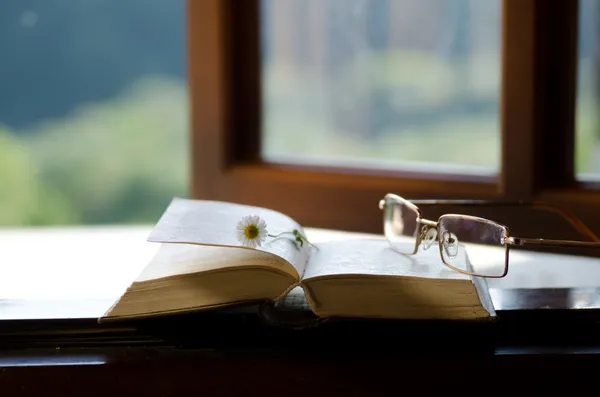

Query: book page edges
99,300,261,323
100,266,297,323
302,272,496,316
299,274,494,320
471,271,496,317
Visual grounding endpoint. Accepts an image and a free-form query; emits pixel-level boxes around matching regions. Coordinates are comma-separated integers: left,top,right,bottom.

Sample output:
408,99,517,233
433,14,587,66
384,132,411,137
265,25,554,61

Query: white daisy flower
236,215,268,248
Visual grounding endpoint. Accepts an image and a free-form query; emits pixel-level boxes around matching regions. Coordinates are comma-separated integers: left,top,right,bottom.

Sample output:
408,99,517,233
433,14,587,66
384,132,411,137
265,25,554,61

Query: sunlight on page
303,238,470,280
306,228,382,243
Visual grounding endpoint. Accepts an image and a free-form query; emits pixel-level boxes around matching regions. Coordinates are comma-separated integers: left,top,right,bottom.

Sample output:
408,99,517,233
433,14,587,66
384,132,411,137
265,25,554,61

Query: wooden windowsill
1,226,600,320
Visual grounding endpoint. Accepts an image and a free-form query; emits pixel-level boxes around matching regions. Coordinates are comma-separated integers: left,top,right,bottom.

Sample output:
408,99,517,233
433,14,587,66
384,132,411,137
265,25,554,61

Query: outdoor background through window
577,0,600,179
0,1,188,226
261,0,501,175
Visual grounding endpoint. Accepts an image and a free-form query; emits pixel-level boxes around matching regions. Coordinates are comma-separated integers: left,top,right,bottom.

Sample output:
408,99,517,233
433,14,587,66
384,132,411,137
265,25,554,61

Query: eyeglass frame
379,193,600,278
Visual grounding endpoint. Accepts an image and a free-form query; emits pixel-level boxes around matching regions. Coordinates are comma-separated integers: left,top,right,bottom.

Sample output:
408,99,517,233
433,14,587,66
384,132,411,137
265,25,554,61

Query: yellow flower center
244,224,259,240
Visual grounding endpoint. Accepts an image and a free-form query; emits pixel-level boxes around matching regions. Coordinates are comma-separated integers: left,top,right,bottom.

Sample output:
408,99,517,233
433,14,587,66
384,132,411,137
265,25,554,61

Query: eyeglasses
379,193,600,278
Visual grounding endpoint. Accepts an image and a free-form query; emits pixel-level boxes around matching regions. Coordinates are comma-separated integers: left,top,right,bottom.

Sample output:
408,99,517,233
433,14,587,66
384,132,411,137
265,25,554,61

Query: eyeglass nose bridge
418,218,438,228
417,218,439,251
421,226,438,250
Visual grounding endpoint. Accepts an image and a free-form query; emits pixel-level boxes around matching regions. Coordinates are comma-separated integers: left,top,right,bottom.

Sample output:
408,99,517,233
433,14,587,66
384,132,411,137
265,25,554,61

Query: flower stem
267,232,290,238
268,229,317,250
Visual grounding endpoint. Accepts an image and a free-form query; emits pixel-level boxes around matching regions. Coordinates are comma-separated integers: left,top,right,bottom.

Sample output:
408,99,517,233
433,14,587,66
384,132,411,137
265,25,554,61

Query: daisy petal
237,214,271,249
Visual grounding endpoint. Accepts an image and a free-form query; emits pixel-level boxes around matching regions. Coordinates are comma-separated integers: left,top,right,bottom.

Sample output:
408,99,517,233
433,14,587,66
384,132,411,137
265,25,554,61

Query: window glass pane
261,0,501,175
0,1,188,226
577,0,600,179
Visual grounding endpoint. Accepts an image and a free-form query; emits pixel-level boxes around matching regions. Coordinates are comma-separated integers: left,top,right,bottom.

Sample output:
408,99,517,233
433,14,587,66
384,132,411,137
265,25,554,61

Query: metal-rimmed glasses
379,193,600,278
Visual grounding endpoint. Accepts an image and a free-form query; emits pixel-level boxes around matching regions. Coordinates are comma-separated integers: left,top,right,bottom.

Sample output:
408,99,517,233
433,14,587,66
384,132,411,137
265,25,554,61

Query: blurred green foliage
0,76,188,226
263,52,599,174
263,51,501,170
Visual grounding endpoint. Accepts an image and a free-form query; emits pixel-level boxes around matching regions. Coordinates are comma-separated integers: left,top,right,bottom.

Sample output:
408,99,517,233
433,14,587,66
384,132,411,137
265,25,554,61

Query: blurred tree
25,76,188,225
0,126,76,225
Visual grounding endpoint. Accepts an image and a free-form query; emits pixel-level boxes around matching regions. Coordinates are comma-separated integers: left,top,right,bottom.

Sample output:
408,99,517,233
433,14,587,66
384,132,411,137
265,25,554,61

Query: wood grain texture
500,0,536,200
533,0,579,188
4,317,600,396
3,346,600,396
500,0,577,195
188,0,228,199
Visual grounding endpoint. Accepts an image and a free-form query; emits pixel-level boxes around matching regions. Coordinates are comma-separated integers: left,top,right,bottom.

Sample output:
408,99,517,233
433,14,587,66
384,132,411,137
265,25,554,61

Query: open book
101,198,496,323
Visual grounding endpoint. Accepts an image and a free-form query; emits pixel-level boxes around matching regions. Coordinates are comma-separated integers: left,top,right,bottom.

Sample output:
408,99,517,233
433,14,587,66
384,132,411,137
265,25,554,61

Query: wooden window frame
188,0,600,235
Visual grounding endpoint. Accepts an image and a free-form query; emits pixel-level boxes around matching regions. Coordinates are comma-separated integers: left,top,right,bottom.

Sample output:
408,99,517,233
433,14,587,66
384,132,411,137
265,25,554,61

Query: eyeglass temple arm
410,199,600,243
506,236,600,248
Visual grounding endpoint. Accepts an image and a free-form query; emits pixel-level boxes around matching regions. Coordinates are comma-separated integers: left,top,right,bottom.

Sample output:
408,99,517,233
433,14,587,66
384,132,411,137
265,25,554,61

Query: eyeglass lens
439,216,508,277
383,198,419,254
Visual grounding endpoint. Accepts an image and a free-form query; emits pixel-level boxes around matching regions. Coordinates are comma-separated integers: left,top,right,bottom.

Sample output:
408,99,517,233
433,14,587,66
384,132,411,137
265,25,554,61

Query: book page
148,198,310,277
302,237,471,281
135,243,299,282
300,236,492,320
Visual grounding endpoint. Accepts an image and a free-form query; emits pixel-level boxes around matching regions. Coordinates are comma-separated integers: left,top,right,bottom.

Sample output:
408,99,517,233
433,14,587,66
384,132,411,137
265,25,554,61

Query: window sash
189,0,600,235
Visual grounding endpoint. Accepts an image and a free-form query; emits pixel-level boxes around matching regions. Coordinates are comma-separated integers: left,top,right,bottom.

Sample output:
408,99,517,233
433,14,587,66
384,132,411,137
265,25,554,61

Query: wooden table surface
2,226,600,395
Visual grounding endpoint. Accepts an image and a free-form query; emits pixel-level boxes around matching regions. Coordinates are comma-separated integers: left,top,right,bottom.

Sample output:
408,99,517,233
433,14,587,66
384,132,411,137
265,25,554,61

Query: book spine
256,281,328,330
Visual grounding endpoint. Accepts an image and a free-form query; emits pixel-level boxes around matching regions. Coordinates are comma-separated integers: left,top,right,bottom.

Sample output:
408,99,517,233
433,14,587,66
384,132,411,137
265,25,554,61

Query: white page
135,243,298,282
148,198,310,277
303,237,471,281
